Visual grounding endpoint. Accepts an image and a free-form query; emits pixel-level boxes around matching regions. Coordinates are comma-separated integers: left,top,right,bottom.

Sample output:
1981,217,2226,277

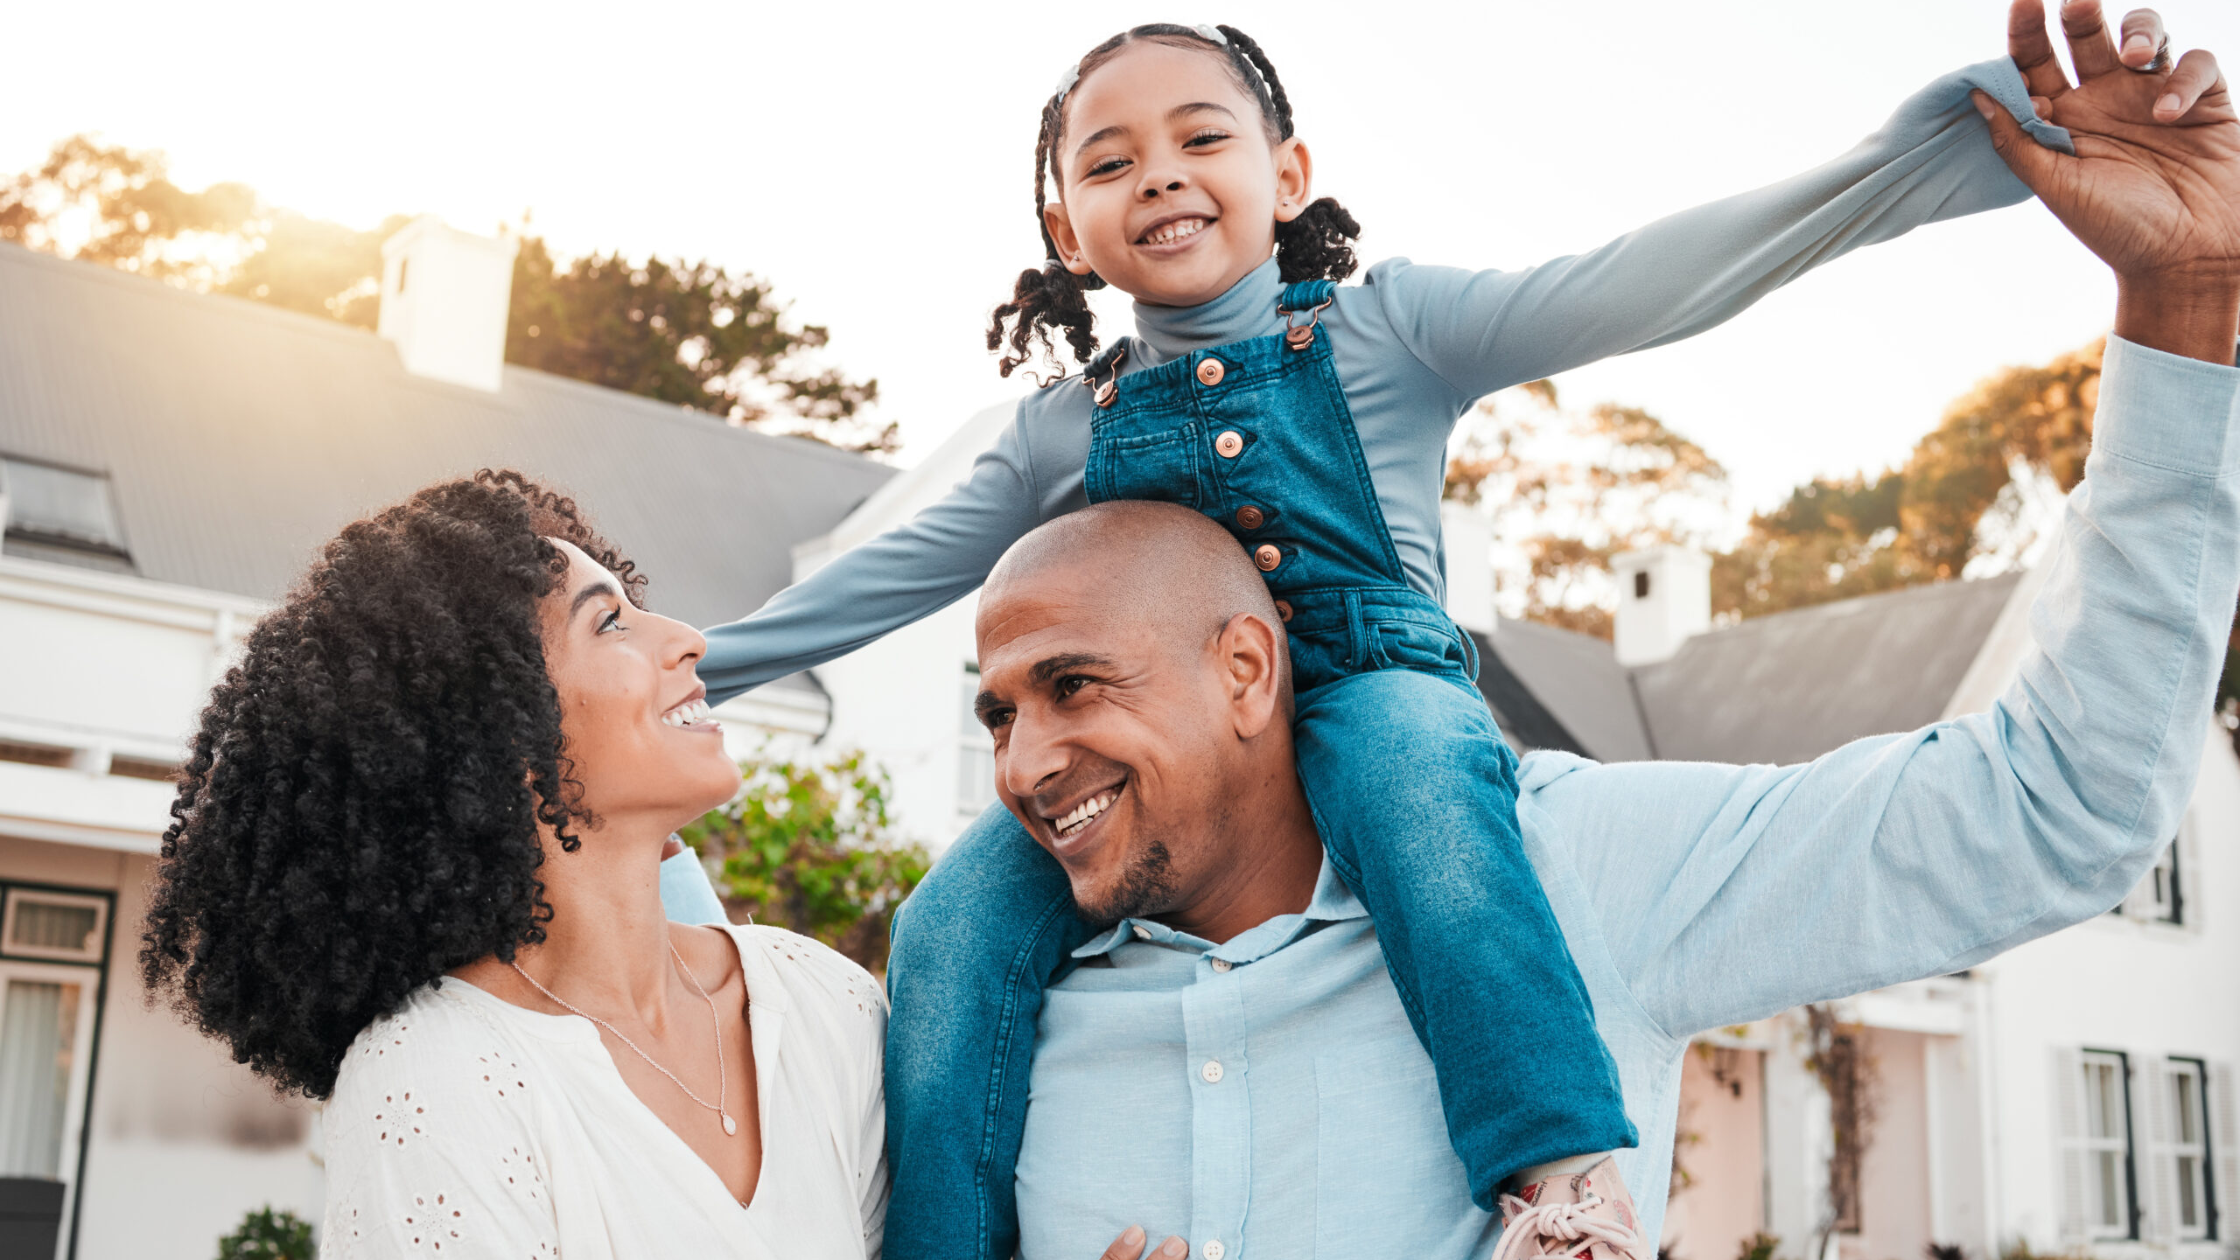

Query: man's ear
1219,611,1288,739
1272,138,1313,225
1044,199,1096,277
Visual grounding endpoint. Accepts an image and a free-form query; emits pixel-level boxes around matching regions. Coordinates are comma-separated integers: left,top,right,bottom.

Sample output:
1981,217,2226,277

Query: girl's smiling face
1044,40,1312,309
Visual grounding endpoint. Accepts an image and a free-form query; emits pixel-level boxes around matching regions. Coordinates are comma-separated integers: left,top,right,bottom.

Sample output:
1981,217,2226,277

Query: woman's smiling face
538,538,741,836
1043,39,1312,308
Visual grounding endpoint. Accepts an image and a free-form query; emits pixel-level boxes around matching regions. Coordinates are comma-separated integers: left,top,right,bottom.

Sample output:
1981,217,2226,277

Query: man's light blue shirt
1003,336,2240,1259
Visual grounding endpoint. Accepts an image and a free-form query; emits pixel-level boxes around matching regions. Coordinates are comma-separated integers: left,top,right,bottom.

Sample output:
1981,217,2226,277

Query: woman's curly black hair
987,23,1363,381
139,469,646,1099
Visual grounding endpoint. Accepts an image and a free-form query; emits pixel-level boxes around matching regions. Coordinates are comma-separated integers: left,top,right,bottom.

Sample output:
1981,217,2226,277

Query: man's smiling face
971,498,1308,931
973,571,1223,928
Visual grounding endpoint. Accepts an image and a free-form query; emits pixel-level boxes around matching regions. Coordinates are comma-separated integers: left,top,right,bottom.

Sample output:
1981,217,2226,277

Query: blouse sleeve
320,998,563,1258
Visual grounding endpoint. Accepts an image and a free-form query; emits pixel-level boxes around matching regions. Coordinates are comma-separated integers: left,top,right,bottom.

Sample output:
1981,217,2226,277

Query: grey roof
1630,572,2023,764
0,244,894,679
1479,617,1656,763
1467,627,1591,758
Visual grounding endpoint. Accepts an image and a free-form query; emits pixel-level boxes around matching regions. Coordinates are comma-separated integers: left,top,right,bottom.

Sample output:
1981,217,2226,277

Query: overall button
1235,505,1266,530
1200,1060,1225,1084
1204,1242,1226,1260
1132,924,1152,941
1273,599,1293,622
1214,430,1244,459
1209,957,1233,974
1196,358,1226,387
1254,544,1282,572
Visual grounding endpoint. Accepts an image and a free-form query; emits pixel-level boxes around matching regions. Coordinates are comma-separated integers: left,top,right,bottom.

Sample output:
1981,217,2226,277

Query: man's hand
1976,0,2240,362
1098,1225,1187,1260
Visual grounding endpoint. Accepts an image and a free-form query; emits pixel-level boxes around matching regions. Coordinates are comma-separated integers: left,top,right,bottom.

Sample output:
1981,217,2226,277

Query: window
1633,571,1650,599
2169,1059,2216,1241
1,892,105,965
958,663,995,817
2146,840,2184,924
0,457,128,555
0,972,86,1179
2082,1050,2139,1238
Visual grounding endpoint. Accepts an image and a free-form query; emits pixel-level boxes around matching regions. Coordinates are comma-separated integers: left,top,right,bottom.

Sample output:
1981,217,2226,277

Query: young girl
694,21,2071,1259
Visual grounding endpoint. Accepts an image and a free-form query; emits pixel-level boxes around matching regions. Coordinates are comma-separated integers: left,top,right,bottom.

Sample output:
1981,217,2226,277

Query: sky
6,0,2235,511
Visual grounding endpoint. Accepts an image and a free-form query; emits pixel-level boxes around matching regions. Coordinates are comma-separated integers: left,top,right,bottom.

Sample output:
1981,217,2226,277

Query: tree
1446,379,1732,639
1,135,892,453
1713,342,2102,620
678,747,929,973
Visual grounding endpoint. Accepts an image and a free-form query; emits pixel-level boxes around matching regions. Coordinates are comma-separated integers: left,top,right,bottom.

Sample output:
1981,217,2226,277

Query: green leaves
678,748,929,973
214,1206,314,1260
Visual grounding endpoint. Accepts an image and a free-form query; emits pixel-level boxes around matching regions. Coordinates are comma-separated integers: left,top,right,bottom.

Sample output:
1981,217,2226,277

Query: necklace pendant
722,1112,738,1136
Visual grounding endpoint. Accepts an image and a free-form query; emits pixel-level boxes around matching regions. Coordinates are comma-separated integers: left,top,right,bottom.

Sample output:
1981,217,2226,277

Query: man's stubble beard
1074,836,1179,932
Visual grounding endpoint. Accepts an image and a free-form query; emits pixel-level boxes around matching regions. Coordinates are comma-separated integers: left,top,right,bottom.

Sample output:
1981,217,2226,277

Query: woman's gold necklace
511,938,742,1138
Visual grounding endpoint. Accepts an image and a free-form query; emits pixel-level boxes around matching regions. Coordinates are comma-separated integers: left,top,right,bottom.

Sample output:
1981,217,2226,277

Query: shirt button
1235,505,1266,530
1274,599,1293,623
1254,544,1282,572
1132,924,1152,941
1204,1242,1226,1260
1209,958,1233,974
1214,430,1244,459
1200,1060,1224,1084
1196,358,1226,387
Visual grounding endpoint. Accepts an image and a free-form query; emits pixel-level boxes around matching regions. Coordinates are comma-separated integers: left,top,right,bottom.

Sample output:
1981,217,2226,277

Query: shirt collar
1129,257,1285,362
1071,852,1366,966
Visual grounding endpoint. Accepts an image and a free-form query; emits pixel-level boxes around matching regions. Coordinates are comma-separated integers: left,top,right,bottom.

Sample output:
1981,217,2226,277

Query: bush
680,747,929,973
216,1206,313,1260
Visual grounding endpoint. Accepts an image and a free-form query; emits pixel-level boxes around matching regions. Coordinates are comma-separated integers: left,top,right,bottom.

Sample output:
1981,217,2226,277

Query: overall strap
1277,279,1336,312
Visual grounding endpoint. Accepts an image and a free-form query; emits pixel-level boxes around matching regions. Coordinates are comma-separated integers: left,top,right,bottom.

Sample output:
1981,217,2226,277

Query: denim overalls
882,282,1635,1260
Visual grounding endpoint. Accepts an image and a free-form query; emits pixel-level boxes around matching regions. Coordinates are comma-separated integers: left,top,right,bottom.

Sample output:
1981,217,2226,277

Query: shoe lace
1489,1192,1647,1260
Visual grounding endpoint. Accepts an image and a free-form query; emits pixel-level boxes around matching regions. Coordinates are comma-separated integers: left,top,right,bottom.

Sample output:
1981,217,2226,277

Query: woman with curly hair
139,470,888,1257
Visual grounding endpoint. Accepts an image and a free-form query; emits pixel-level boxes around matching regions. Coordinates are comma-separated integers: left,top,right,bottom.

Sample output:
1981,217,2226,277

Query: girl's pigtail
1275,197,1361,284
985,97,1102,381
988,260,1098,381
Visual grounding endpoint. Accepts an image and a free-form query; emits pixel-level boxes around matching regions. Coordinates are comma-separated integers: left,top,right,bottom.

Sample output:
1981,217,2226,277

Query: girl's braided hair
987,23,1362,381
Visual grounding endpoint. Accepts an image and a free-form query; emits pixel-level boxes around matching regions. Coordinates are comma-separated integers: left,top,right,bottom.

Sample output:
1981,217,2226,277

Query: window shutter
2214,1062,2239,1243
2142,1057,2178,1245
2055,1046,2089,1245
2175,814,2202,931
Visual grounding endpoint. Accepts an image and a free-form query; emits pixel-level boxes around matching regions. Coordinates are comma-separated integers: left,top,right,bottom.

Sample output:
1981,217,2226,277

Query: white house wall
1974,724,2240,1256
787,398,1021,853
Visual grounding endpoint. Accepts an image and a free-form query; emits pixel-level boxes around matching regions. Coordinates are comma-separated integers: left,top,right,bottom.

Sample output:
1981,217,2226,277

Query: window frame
2169,1057,2219,1241
957,661,996,820
2081,1048,2143,1240
0,890,109,965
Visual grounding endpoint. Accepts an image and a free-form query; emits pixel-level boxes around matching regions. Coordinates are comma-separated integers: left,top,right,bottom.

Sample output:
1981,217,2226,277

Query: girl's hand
1098,1225,1189,1260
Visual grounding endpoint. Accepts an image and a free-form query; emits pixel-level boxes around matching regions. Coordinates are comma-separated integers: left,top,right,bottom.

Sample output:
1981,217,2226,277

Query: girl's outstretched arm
1373,55,2072,400
699,400,1060,703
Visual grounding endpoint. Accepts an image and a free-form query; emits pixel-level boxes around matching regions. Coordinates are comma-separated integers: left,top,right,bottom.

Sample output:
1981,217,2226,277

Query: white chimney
377,215,520,393
1440,503,1496,636
1610,545,1711,666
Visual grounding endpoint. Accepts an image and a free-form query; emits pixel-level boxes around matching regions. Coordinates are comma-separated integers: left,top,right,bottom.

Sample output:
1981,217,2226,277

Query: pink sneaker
1490,1157,1652,1260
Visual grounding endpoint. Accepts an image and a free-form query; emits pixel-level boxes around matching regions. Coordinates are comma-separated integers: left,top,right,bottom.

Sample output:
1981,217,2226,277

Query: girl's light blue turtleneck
701,58,2065,702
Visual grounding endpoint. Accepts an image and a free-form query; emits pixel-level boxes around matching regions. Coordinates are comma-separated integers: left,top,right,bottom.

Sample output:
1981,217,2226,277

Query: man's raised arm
1535,332,2238,1038
1530,4,2240,1040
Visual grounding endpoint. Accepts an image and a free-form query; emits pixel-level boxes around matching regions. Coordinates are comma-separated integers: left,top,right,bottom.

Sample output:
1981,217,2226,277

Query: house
0,223,891,1259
